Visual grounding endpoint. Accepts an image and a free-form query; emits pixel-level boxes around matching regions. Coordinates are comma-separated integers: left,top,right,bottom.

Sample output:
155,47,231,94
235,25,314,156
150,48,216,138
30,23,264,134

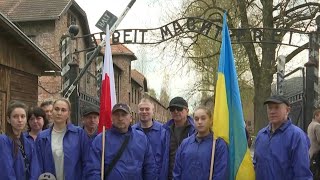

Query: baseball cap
168,97,188,109
112,103,131,114
82,106,99,117
264,95,290,106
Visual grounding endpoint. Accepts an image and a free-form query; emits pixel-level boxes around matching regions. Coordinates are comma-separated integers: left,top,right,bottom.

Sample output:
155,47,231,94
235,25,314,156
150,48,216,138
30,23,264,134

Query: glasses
169,107,184,112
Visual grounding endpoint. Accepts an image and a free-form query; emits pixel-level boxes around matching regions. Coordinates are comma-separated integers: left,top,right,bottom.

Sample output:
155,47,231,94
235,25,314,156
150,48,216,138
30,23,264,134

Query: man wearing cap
82,106,100,140
160,97,196,180
253,95,312,180
86,103,157,180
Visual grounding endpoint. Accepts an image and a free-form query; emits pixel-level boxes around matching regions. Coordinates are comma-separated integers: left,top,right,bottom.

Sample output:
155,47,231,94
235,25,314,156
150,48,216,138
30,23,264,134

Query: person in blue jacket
132,98,165,176
81,105,99,141
253,95,313,180
86,103,157,180
173,105,228,180
160,96,196,180
35,98,89,180
0,100,40,180
24,106,48,142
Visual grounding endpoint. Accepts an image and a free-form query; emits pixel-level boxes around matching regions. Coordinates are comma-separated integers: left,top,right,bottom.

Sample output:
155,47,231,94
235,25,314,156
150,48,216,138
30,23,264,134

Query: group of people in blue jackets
0,95,314,180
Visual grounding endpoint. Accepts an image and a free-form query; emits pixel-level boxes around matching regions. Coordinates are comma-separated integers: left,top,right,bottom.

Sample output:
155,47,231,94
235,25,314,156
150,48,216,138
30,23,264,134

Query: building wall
15,9,97,103
144,94,170,123
112,55,132,104
16,20,61,101
0,34,42,132
130,80,143,123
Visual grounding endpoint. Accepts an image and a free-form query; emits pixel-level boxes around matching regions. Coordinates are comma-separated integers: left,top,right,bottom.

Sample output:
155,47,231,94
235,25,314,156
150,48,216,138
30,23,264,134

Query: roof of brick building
96,38,137,60
0,0,85,22
0,12,60,74
131,69,147,89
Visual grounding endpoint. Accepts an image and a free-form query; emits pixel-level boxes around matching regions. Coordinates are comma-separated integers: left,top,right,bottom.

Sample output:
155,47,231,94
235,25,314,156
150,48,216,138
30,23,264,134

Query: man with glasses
160,97,195,180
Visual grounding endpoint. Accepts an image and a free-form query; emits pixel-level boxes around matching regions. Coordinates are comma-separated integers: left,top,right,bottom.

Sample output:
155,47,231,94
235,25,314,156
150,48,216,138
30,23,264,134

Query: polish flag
98,25,117,133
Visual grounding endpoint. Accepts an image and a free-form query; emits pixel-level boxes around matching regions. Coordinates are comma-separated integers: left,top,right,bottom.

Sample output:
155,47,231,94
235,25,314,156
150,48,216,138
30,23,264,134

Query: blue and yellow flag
213,13,255,180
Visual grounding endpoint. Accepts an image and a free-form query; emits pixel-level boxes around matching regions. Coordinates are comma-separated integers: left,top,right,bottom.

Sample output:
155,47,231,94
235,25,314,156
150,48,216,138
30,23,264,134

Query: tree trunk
253,79,271,134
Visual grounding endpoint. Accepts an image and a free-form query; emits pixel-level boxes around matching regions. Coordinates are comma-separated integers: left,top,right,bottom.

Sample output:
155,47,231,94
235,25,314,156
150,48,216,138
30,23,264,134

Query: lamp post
60,23,81,124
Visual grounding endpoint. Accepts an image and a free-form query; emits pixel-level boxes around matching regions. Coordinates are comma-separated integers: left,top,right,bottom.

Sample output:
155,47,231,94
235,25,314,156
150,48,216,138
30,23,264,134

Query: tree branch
285,42,309,63
273,2,320,21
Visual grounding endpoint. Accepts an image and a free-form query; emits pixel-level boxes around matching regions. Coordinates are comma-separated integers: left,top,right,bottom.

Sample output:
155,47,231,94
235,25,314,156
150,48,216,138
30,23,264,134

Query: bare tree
159,73,171,107
168,0,320,133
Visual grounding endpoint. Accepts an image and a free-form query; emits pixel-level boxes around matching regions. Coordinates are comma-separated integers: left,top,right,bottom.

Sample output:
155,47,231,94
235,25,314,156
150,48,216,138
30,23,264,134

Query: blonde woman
35,98,89,180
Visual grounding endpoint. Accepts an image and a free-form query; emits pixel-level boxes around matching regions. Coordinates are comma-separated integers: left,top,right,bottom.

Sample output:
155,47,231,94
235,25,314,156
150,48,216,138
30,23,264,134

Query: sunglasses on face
169,107,184,112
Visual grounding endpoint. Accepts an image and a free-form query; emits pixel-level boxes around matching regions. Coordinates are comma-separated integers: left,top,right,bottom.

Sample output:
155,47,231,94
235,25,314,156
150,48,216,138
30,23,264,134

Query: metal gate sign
95,10,118,33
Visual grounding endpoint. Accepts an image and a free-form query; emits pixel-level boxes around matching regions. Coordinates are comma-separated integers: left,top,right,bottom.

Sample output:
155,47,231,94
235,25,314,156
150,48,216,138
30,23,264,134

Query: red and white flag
98,25,117,133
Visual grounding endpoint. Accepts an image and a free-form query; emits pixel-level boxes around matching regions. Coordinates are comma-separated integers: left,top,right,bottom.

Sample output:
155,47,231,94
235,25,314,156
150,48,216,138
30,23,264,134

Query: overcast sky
75,0,199,102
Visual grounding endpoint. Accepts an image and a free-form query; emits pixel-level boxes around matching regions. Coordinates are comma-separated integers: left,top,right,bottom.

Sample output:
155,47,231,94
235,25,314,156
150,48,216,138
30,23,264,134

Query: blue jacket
35,123,89,180
82,127,98,144
23,131,35,143
132,120,165,175
160,116,196,180
173,133,228,180
253,119,313,180
0,134,40,180
85,126,157,180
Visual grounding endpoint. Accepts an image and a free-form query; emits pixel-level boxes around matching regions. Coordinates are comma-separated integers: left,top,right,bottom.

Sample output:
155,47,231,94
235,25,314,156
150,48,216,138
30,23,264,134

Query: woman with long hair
0,101,40,179
25,106,48,141
173,106,228,180
35,98,89,180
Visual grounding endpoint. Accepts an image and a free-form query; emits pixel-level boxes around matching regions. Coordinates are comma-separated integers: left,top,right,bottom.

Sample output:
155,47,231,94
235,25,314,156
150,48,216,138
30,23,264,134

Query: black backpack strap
18,136,30,180
105,134,130,177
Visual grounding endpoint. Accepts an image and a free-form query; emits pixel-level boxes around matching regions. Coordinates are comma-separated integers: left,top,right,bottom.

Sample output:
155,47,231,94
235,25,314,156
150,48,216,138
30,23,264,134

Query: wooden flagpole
101,126,106,180
98,1,136,179
209,134,216,180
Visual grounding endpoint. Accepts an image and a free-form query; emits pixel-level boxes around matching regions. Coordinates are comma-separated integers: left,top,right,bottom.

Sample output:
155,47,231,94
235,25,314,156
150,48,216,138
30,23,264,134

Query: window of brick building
131,87,134,103
128,92,131,105
67,13,77,27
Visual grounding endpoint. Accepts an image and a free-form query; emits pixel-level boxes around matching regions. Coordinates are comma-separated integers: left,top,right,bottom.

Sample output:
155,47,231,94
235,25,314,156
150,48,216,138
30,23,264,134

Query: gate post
304,16,320,131
276,55,286,95
68,61,80,125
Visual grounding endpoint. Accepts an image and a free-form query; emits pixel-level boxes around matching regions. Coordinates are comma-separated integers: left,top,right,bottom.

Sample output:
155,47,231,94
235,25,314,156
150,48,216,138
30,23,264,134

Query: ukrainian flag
213,13,255,180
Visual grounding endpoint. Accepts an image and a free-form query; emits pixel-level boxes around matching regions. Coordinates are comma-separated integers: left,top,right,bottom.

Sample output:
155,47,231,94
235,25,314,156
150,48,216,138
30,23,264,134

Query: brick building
1,0,170,124
131,69,148,122
0,0,97,102
107,45,170,123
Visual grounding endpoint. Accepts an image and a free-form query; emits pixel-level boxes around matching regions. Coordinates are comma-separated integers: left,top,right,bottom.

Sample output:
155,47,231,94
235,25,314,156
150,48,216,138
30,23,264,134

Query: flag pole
101,126,106,180
209,135,216,180
95,0,136,178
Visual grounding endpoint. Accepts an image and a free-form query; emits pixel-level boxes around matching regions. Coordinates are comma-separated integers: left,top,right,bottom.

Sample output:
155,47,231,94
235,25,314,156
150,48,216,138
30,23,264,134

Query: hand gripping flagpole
209,136,216,180
63,0,136,99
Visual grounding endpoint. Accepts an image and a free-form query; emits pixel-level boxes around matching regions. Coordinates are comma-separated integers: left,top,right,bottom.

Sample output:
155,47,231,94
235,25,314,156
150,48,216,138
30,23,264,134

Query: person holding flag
86,103,157,180
173,106,228,180
86,24,157,179
213,12,255,180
